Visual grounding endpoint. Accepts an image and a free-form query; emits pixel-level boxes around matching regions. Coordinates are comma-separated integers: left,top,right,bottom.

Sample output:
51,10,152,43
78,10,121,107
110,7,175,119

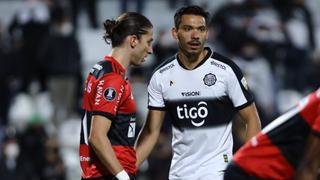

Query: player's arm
135,109,165,167
89,115,129,179
238,103,261,141
295,114,320,180
295,133,320,180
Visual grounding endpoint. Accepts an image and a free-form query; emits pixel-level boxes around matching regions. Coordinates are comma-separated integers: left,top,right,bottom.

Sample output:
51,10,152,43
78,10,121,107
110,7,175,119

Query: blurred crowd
0,0,319,180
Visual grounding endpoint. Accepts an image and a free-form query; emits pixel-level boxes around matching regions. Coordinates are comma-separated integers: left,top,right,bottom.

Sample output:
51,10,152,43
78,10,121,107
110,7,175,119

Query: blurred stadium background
0,0,319,180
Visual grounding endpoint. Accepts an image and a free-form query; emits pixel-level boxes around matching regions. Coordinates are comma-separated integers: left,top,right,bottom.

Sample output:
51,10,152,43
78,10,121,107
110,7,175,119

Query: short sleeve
148,73,165,110
92,74,125,116
227,69,254,110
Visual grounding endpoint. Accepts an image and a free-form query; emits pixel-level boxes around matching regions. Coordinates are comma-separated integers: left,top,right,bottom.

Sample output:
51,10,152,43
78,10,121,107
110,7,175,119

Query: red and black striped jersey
233,89,320,179
79,56,137,179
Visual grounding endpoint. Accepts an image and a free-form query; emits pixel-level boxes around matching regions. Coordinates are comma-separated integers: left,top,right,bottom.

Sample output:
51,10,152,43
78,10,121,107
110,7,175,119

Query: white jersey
148,47,254,180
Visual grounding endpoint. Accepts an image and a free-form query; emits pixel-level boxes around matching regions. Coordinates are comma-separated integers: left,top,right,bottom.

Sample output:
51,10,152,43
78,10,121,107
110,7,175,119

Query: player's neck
110,48,130,70
178,49,208,70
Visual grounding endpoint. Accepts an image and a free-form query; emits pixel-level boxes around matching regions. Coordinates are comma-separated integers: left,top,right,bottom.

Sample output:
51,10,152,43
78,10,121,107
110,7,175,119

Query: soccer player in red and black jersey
224,88,320,180
79,12,153,180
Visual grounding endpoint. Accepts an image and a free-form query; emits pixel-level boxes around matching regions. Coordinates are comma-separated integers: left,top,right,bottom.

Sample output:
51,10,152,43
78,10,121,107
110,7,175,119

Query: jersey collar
176,47,213,70
104,55,126,73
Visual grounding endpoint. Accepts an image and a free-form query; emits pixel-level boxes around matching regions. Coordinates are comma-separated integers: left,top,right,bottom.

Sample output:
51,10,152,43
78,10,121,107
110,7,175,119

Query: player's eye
184,26,192,32
198,27,207,32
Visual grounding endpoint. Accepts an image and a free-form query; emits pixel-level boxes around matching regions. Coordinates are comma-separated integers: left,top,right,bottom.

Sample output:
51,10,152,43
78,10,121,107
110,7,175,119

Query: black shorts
224,161,262,180
81,174,135,180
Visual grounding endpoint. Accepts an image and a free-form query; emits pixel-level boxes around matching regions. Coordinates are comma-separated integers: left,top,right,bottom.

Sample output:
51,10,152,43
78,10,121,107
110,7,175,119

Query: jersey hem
235,100,254,111
81,173,136,180
148,106,166,111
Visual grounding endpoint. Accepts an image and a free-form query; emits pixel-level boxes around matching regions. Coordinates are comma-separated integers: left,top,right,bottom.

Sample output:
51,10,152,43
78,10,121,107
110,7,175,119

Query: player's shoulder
303,88,320,107
89,60,124,80
152,55,177,76
210,51,244,78
210,52,240,71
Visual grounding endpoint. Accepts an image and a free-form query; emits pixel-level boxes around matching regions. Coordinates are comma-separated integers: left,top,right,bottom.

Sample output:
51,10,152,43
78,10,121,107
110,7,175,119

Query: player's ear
129,35,138,48
171,27,178,40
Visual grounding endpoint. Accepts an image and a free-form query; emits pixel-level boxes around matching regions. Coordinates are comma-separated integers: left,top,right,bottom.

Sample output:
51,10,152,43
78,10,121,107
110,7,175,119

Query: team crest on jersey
103,88,116,101
203,73,216,86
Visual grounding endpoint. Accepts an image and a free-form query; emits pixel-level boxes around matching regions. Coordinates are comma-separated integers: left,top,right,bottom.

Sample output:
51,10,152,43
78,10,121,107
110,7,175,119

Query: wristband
115,170,130,180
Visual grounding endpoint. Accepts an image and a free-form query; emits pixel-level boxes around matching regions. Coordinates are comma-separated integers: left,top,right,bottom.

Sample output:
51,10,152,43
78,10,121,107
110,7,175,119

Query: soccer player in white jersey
135,5,261,180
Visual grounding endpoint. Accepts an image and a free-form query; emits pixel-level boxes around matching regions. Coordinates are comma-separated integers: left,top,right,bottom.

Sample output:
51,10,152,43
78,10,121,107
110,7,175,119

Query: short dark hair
103,12,153,47
174,5,210,29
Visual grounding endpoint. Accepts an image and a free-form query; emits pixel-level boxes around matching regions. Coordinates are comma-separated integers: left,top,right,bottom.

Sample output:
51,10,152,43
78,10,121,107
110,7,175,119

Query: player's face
131,28,153,66
172,15,208,56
